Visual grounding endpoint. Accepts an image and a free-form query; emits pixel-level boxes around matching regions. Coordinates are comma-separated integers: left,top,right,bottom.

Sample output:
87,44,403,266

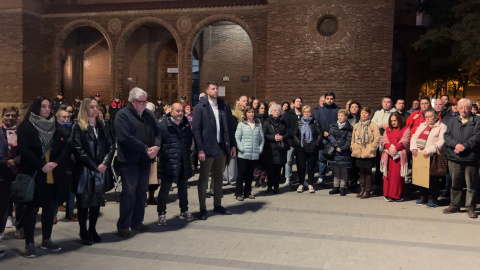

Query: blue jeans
285,147,295,179
318,139,329,179
445,173,452,193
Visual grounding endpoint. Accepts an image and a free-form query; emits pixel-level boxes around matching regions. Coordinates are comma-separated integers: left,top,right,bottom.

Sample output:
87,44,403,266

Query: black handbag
10,171,37,203
323,143,336,159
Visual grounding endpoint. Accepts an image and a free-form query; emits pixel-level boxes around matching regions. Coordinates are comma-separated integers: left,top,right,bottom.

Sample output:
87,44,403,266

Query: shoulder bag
10,171,37,203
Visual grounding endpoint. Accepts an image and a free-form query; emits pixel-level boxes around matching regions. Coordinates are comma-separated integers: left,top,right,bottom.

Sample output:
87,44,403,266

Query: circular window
317,15,338,36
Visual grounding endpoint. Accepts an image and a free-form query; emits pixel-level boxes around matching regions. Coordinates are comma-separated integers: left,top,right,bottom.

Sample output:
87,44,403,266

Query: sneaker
0,249,5,258
5,216,13,228
426,202,438,208
297,185,304,193
179,211,194,221
40,239,62,251
316,178,323,184
15,228,25,239
284,178,291,187
384,196,394,202
158,214,167,226
415,199,426,205
394,198,404,202
25,243,36,258
308,185,315,193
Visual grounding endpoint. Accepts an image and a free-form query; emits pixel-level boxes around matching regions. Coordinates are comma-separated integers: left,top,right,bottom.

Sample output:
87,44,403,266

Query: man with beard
314,92,340,184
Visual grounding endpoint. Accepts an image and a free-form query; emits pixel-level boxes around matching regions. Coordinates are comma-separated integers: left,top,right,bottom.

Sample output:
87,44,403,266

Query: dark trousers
448,161,478,211
296,150,318,185
419,176,441,202
235,158,256,197
0,181,11,233
117,164,150,230
77,206,100,234
24,191,55,244
158,167,188,214
266,164,283,189
197,145,226,210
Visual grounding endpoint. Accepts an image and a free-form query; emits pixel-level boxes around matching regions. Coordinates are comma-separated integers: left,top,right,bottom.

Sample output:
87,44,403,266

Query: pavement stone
1,170,480,269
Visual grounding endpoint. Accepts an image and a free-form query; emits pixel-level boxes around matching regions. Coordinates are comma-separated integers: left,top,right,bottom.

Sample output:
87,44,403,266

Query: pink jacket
410,121,447,156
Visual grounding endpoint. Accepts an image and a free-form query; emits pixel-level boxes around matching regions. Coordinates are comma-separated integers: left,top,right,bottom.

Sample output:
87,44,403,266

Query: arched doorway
61,26,110,102
157,41,178,104
191,21,253,106
121,22,178,104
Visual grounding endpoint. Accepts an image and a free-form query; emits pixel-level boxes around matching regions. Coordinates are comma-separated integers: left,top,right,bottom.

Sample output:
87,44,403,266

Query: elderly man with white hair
114,87,161,238
443,98,480,218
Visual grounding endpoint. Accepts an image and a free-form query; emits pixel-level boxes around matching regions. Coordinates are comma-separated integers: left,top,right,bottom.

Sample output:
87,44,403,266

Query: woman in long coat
18,97,69,258
72,98,115,245
262,104,290,194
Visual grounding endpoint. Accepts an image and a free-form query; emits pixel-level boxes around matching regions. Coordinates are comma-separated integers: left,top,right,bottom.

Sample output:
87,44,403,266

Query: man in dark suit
192,81,237,220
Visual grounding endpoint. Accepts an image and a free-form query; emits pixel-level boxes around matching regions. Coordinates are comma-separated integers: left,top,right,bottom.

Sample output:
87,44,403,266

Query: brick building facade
0,0,395,114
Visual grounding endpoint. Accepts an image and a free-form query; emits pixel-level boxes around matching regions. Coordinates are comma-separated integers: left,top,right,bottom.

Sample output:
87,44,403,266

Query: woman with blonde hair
72,98,115,245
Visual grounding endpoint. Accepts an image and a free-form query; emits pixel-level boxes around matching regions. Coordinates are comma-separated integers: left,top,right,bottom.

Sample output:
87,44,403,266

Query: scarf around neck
300,117,313,147
416,122,436,149
29,112,55,154
355,119,371,145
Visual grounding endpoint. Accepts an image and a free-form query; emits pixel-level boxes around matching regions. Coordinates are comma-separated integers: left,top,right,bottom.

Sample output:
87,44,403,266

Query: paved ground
1,171,480,270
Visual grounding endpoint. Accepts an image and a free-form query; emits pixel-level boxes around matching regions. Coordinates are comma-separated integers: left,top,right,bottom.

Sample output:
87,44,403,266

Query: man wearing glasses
114,87,161,238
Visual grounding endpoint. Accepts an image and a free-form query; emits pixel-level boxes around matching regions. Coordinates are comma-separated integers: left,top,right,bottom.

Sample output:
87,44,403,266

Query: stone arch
116,17,182,95
52,19,113,98
183,14,259,96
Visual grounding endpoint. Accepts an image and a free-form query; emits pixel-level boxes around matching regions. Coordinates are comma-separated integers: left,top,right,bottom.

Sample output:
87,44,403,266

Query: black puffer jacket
294,118,323,153
262,116,290,165
71,122,115,195
327,121,353,168
158,116,193,183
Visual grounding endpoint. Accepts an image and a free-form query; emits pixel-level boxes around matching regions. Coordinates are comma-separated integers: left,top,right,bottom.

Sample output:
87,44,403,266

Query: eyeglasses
61,116,71,119
425,115,436,119
4,114,17,118
134,99,148,105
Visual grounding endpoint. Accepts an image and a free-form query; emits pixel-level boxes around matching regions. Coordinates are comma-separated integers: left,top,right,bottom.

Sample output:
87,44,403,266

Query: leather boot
356,177,365,198
329,187,340,195
339,188,347,196
361,177,371,199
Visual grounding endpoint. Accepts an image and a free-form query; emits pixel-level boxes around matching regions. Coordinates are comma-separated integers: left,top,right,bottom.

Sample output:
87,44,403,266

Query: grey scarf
29,113,56,154
355,119,371,145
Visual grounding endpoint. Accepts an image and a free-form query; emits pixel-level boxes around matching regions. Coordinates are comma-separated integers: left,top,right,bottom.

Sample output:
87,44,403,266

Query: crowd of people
1,82,479,259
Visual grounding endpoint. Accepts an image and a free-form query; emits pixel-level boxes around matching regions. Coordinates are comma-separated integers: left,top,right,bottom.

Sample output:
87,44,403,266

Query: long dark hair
388,112,405,131
24,96,52,122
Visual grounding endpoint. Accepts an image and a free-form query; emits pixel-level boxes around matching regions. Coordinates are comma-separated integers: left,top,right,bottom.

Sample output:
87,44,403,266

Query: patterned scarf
355,119,371,145
300,117,313,147
29,112,55,154
416,124,434,149
2,123,17,150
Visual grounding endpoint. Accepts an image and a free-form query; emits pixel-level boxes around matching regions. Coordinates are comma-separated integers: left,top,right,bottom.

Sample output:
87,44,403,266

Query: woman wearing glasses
72,98,115,245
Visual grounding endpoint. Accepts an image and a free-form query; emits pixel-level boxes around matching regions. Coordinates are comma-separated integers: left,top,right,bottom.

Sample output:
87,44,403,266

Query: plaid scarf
416,124,433,149
29,113,55,154
355,119,371,145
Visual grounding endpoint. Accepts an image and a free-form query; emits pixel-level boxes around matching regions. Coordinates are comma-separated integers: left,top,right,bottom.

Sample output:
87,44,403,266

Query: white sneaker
297,185,304,193
284,179,291,187
5,216,13,228
158,214,166,226
316,178,323,184
179,211,194,221
308,185,315,193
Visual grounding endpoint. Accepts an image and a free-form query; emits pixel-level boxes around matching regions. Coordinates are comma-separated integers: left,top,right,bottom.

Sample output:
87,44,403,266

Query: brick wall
0,12,23,103
199,24,253,106
83,39,110,99
265,0,395,110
